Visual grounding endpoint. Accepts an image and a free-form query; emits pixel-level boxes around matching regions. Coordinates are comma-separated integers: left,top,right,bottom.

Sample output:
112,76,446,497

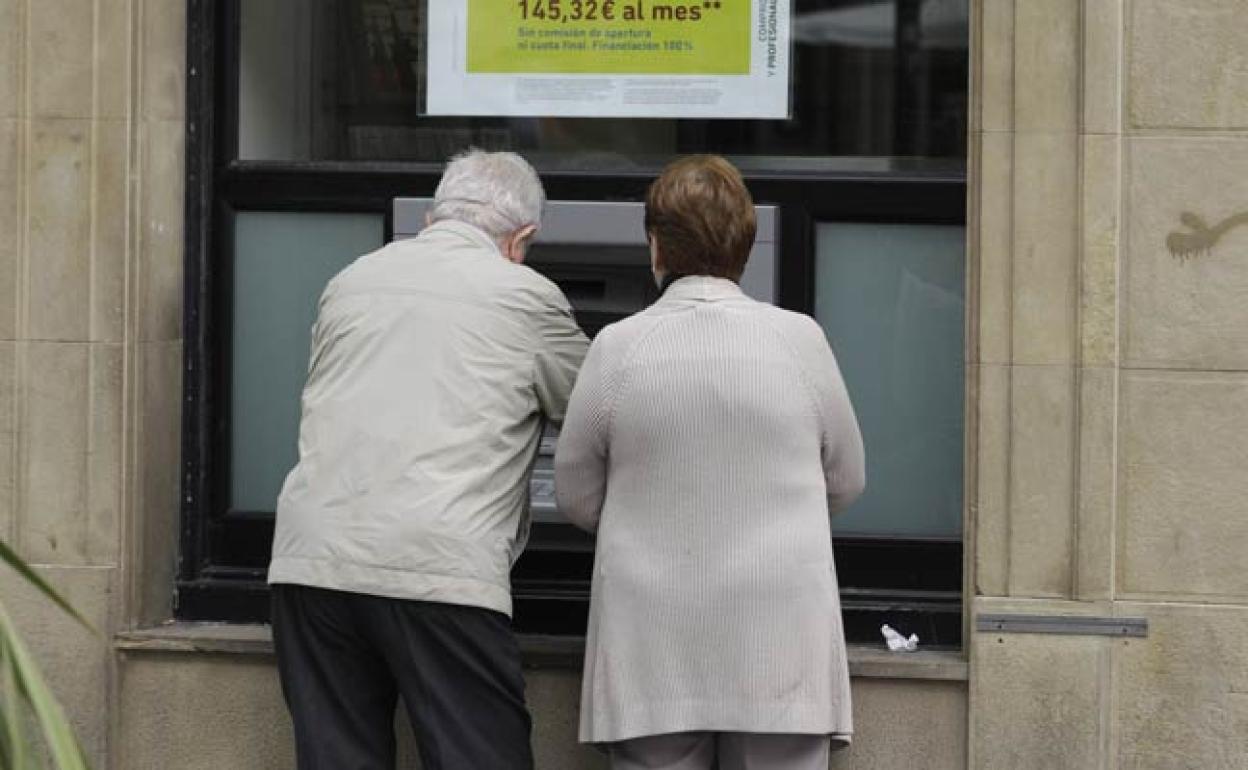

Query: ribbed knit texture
555,276,866,745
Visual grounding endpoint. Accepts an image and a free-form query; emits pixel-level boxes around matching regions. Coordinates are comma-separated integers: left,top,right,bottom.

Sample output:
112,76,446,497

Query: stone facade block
13,340,119,567
1012,132,1078,365
117,654,968,770
0,341,14,542
1115,602,1248,769
138,120,184,342
29,119,92,342
1119,371,1248,601
976,0,1014,133
1080,134,1120,368
0,0,20,118
975,131,1012,366
93,120,129,342
1075,366,1117,601
118,654,294,770
97,0,132,120
1013,0,1079,132
0,565,114,769
87,343,123,564
134,341,181,624
974,363,1009,597
1129,0,1248,130
29,0,94,119
831,679,967,769
140,0,185,121
1124,137,1248,370
1082,0,1123,135
20,342,90,564
527,669,610,770
1008,364,1076,597
0,118,17,340
972,628,1109,769
118,661,609,770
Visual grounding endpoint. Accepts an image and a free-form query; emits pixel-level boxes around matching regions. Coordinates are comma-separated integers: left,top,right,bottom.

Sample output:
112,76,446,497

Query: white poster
426,0,791,119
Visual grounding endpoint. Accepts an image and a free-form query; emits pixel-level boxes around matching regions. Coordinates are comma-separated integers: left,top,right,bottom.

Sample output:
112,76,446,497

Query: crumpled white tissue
880,624,919,652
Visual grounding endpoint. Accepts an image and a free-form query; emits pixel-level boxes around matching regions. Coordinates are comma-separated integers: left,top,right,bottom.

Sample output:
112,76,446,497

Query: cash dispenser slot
529,244,659,338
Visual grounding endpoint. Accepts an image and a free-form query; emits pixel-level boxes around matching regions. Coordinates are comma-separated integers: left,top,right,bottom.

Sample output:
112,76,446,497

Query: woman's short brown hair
644,155,757,281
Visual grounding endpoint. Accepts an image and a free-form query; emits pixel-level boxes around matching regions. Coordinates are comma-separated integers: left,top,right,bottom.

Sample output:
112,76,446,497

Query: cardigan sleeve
798,317,867,515
553,329,616,532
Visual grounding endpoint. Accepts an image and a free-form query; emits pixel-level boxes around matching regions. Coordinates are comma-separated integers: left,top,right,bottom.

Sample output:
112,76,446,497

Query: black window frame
179,0,968,647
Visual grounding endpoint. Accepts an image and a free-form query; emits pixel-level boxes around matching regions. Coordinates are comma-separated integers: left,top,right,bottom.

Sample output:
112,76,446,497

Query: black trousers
271,584,534,770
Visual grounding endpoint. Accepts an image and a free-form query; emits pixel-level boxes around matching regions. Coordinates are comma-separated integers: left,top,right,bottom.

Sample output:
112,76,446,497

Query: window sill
116,624,967,682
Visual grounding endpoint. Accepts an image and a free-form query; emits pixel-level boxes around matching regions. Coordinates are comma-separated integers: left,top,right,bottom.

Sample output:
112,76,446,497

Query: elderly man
268,150,588,770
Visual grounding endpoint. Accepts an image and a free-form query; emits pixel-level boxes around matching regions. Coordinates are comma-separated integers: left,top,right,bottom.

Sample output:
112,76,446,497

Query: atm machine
392,198,778,630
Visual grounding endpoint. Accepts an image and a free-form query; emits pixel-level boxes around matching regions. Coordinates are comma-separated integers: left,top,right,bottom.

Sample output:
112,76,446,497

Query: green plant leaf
0,540,94,634
2,636,30,770
0,601,90,770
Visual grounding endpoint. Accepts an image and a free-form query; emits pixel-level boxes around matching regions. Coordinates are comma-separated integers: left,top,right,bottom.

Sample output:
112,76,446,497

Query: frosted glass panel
231,212,385,512
815,222,965,537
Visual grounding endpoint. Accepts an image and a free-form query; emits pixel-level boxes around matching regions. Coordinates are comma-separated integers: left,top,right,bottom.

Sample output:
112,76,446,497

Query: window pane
238,0,968,169
814,222,964,537
230,212,385,512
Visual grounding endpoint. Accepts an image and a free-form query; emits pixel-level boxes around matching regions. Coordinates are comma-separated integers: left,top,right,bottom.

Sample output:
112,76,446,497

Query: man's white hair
429,149,546,240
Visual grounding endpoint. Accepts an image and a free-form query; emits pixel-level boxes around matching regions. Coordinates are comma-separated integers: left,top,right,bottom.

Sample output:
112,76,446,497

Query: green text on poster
467,0,751,75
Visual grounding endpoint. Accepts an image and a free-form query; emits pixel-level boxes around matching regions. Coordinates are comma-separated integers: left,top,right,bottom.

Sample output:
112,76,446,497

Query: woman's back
556,276,864,744
597,280,837,603
554,154,864,756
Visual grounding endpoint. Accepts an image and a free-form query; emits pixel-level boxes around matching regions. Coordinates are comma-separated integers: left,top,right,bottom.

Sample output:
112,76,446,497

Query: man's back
269,218,588,616
269,150,567,770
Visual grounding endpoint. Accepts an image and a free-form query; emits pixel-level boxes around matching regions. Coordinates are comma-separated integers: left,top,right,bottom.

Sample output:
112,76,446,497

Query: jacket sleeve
306,280,337,376
533,284,591,426
799,318,867,515
553,333,613,533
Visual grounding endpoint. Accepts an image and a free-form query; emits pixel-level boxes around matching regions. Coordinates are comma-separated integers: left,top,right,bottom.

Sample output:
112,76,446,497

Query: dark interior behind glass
239,0,969,168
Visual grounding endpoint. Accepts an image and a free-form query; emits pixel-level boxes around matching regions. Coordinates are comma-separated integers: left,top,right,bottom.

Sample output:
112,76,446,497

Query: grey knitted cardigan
554,276,866,745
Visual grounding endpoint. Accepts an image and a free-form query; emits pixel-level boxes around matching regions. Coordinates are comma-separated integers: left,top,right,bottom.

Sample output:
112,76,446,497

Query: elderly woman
554,155,866,770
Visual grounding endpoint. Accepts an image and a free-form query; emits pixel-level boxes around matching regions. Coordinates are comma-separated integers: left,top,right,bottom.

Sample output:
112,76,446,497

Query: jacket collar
421,219,504,258
659,275,745,303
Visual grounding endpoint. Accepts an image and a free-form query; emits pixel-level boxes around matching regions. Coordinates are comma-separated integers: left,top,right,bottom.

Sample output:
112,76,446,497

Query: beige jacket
269,220,589,616
555,276,866,743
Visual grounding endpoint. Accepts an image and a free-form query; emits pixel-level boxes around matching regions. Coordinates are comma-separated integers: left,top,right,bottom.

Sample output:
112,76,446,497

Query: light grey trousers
609,732,832,770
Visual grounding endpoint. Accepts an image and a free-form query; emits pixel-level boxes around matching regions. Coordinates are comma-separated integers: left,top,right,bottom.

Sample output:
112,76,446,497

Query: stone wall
112,650,966,770
5,0,1248,768
0,0,185,766
968,0,1248,766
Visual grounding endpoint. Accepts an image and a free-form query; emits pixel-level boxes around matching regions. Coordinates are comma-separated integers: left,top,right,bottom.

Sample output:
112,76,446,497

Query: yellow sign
426,0,791,118
467,0,751,75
